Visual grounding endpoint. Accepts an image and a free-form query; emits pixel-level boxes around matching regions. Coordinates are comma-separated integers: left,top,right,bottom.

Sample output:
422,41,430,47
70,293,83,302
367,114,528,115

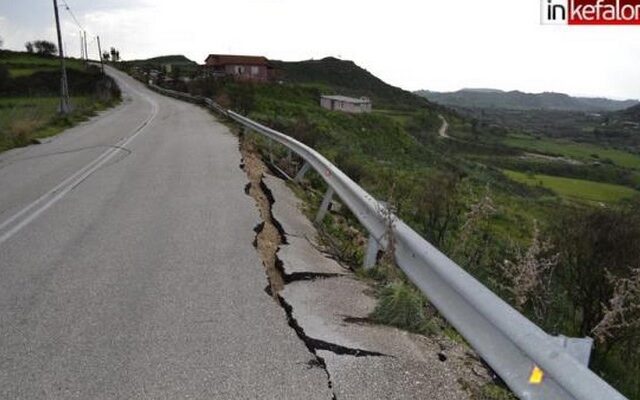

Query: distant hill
415,88,638,112
124,55,199,76
128,55,197,67
270,57,434,110
616,103,640,121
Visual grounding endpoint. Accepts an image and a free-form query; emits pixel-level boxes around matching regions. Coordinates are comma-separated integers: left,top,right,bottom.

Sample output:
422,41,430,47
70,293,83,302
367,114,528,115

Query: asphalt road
0,68,332,399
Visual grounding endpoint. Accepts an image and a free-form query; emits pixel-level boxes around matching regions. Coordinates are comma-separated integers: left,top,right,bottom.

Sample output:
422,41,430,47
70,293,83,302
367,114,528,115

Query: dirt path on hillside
438,114,450,138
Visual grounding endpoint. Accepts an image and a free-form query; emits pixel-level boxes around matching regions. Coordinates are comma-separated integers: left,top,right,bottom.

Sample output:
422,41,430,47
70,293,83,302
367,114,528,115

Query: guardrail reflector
529,365,544,384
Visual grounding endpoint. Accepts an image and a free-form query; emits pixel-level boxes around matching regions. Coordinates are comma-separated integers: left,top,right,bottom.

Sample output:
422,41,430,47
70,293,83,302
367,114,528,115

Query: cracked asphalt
0,67,333,399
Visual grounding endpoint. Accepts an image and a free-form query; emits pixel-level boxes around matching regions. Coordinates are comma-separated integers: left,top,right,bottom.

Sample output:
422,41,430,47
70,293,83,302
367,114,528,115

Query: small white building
320,95,372,113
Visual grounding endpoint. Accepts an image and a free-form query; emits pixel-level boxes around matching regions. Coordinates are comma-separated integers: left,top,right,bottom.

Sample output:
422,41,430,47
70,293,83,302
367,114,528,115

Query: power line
59,0,84,31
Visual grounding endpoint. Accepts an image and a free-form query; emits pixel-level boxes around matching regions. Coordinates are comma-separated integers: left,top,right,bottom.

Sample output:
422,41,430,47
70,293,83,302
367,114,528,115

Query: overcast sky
1,0,639,99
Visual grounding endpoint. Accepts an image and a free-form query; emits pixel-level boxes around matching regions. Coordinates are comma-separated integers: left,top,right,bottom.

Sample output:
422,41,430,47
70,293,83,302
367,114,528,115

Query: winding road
0,68,332,399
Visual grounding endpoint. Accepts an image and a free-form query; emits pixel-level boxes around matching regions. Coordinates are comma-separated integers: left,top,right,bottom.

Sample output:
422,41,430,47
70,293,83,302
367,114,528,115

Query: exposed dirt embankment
240,138,285,295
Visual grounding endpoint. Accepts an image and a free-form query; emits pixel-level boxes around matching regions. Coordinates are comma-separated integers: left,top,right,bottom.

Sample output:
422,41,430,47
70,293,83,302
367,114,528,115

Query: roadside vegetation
0,48,120,153
124,55,640,399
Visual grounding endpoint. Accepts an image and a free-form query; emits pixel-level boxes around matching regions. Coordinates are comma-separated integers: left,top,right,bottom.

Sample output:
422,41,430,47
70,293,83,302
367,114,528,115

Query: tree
26,40,57,56
0,36,3,49
499,222,558,322
102,51,110,61
591,268,640,344
452,188,498,273
109,47,120,62
552,203,640,336
228,84,255,114
413,172,463,249
33,40,57,56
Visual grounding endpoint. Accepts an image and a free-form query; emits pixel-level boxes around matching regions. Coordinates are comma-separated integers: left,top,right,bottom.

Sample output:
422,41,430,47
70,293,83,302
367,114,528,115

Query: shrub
24,40,57,56
228,84,255,114
7,118,43,147
371,281,429,333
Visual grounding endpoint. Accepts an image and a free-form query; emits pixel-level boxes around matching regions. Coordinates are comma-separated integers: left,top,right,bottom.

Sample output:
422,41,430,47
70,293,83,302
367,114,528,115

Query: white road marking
0,76,159,246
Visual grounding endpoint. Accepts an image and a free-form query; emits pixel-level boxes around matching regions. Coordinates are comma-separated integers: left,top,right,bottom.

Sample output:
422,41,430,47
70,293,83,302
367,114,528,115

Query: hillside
124,54,199,76
416,88,638,112
616,103,640,121
0,50,120,152
128,54,197,67
270,57,434,111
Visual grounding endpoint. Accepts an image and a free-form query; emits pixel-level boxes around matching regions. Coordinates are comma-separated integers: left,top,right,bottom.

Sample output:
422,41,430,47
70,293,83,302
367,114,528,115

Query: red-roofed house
204,54,270,82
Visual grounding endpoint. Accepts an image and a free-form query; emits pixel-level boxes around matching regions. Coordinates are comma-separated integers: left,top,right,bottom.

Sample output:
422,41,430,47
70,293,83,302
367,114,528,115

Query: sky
1,0,640,100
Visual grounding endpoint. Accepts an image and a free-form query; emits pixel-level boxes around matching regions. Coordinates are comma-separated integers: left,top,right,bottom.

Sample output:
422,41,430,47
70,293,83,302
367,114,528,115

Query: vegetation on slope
271,57,438,111
0,50,120,152
617,103,640,121
121,54,199,77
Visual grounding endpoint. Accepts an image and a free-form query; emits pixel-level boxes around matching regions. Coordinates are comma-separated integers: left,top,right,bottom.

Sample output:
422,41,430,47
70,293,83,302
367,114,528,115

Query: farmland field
9,67,57,78
503,169,639,203
503,134,640,170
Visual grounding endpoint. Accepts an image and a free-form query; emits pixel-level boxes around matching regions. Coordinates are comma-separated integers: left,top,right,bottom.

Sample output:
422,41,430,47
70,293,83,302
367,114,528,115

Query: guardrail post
550,335,594,366
315,187,334,224
267,139,274,164
363,235,381,269
294,161,311,183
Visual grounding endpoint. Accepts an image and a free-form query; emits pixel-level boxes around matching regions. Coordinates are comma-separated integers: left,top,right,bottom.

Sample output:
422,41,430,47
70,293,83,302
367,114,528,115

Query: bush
228,84,255,114
371,281,430,333
335,150,367,182
31,40,57,56
7,118,43,147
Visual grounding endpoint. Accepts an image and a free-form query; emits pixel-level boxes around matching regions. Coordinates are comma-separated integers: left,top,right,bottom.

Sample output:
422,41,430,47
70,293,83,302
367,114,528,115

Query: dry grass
499,223,558,320
0,97,56,151
6,117,46,146
592,268,640,344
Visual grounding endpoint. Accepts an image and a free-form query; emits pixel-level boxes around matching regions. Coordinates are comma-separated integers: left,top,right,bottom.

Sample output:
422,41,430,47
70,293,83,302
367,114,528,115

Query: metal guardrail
147,83,627,400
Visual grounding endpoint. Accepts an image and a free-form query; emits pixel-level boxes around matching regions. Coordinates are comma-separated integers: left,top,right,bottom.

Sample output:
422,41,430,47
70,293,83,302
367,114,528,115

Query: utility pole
79,30,84,60
83,31,88,62
96,35,104,74
53,0,71,114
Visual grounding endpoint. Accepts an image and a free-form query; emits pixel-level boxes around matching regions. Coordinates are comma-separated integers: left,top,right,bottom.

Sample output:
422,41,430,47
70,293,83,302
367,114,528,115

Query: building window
251,66,259,75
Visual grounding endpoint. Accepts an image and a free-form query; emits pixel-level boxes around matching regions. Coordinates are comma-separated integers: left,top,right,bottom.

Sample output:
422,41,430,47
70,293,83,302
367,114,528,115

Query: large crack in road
239,136,387,399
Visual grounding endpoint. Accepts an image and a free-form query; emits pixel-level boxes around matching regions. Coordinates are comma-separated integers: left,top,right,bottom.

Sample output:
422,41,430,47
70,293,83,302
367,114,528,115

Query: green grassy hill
270,57,436,111
616,103,640,121
128,54,197,67
124,54,199,76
